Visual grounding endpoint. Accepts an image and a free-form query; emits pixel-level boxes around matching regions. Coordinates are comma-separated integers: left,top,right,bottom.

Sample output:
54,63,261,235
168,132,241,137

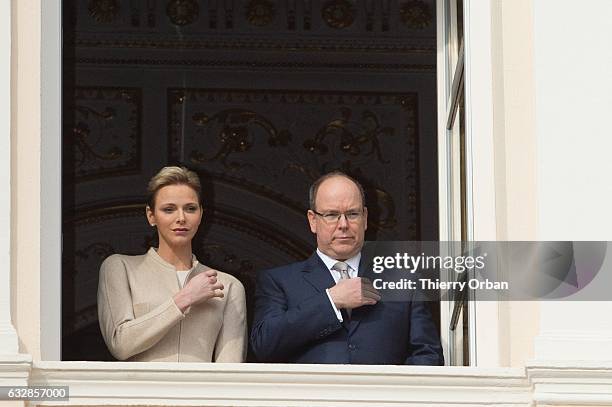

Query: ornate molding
72,36,435,53
75,57,434,71
75,0,436,34
322,0,356,29
166,0,199,26
400,0,433,29
71,87,141,180
168,89,419,236
246,0,276,27
88,0,120,23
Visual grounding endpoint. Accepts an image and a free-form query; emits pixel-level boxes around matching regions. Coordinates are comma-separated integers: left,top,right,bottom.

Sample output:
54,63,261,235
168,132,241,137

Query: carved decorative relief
321,0,356,29
190,109,291,167
246,0,275,27
400,0,432,29
303,108,393,164
166,0,200,26
168,89,420,236
88,0,120,23
71,87,141,180
75,0,436,36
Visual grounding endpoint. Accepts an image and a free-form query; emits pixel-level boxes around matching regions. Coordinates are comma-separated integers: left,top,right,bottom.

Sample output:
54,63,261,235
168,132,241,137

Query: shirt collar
316,248,361,273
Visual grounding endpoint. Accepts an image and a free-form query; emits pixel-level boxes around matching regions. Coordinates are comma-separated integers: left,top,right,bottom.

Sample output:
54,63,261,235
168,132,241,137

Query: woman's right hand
173,270,224,313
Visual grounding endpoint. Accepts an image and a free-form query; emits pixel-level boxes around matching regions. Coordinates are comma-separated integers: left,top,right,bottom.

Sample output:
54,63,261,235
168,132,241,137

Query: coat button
348,344,356,351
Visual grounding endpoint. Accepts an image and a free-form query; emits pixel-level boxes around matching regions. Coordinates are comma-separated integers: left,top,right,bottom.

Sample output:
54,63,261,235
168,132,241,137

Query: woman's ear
146,205,156,226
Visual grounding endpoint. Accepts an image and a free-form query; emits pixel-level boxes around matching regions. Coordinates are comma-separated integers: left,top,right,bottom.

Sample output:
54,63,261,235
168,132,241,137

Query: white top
175,259,199,288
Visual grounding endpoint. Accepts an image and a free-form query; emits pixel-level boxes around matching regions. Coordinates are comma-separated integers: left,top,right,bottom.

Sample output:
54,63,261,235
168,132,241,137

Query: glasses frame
311,209,365,224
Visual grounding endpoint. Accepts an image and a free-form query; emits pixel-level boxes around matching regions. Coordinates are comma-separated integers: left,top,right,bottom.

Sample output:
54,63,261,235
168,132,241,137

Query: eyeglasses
312,209,364,224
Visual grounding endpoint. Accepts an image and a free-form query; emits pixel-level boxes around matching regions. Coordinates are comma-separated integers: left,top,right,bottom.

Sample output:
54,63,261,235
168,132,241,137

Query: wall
495,0,539,367
12,0,42,360
534,0,612,362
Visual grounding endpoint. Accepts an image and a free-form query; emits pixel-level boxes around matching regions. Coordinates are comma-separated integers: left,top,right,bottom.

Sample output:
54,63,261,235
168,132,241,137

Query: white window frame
437,0,500,366
40,0,62,360
41,0,501,365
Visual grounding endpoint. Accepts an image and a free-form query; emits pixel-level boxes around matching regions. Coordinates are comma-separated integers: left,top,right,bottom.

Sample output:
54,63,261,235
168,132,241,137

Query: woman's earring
151,223,156,227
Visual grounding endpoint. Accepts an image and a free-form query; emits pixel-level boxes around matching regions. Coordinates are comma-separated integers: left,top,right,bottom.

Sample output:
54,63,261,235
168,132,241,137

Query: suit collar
315,249,361,276
301,253,335,293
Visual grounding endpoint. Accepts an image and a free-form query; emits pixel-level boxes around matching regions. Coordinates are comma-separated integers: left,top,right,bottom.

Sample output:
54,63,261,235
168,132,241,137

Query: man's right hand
328,277,381,309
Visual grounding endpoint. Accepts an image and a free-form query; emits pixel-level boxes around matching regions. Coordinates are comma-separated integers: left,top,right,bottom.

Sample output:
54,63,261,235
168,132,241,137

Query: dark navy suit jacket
250,252,444,365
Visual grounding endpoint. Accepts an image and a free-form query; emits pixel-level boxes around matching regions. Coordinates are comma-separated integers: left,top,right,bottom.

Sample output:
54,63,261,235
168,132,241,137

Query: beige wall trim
0,361,601,406
0,355,31,387
0,0,19,355
29,363,530,406
2,360,611,406
528,362,612,406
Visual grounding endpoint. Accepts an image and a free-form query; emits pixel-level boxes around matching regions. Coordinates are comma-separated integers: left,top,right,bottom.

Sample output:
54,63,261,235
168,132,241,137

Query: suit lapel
301,252,336,293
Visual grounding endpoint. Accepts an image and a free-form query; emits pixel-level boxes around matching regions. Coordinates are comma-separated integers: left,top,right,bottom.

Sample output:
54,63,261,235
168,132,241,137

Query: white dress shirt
316,249,361,322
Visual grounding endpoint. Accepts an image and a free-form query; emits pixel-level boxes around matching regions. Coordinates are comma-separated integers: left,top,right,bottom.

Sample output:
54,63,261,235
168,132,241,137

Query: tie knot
332,261,350,280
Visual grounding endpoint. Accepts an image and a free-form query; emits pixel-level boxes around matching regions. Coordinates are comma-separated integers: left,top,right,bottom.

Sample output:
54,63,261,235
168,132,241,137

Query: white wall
534,0,612,361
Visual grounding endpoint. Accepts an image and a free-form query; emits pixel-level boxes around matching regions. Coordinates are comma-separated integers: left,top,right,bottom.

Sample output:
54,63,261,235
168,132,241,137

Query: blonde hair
146,166,202,209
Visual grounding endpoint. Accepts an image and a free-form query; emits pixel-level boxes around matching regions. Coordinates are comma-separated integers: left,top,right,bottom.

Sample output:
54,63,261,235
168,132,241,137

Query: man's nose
336,214,349,229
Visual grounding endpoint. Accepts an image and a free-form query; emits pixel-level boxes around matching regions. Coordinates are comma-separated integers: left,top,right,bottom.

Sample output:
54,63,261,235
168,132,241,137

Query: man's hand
173,270,224,312
328,277,381,309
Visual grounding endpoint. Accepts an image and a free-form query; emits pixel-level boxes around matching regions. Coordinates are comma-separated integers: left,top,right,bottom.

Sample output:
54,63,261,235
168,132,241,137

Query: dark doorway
61,0,438,361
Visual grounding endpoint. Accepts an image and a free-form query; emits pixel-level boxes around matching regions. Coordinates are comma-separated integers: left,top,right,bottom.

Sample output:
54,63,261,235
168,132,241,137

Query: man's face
307,176,367,260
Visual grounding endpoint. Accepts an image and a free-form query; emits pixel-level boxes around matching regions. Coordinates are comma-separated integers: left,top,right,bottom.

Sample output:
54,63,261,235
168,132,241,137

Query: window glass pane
61,0,442,361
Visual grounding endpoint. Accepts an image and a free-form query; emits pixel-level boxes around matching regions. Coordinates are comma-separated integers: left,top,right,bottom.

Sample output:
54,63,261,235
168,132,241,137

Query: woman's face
146,184,202,249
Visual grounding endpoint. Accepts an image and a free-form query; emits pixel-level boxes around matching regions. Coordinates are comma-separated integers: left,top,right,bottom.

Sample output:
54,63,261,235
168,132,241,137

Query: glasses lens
319,211,362,223
323,213,340,223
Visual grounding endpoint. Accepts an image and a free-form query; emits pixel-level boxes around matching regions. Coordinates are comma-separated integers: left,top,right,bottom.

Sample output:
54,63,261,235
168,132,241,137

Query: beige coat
97,248,247,362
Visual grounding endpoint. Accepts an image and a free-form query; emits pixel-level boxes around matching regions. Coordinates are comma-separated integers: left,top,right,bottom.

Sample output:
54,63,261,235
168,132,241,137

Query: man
250,171,443,365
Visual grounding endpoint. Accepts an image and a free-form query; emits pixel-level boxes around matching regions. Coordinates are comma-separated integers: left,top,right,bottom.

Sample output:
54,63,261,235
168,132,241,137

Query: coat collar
145,248,204,293
301,252,336,293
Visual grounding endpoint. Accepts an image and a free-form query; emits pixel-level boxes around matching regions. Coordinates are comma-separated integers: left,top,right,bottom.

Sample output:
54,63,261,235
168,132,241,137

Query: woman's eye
162,208,174,213
186,206,198,212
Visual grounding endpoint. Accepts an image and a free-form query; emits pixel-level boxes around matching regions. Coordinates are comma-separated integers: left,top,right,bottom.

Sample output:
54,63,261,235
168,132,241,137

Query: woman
97,166,246,362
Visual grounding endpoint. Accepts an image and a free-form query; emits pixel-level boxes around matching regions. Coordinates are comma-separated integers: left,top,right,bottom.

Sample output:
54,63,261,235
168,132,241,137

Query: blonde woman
98,166,246,362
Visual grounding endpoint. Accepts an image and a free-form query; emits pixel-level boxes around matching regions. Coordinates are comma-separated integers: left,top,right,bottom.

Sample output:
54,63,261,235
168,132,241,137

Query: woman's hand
173,270,224,313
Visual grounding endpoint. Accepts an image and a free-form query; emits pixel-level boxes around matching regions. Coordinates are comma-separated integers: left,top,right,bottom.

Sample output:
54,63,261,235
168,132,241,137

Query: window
39,0,499,366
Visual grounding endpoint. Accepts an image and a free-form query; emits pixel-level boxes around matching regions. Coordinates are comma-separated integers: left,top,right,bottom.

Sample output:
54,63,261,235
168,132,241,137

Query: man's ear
146,206,155,226
307,210,317,234
363,206,368,231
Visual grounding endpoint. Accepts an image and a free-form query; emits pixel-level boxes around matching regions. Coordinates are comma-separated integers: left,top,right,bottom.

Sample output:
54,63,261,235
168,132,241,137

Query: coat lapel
301,252,335,293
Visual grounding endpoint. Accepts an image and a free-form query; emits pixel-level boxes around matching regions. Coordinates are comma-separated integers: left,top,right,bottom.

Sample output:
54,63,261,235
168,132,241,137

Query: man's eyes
322,212,360,219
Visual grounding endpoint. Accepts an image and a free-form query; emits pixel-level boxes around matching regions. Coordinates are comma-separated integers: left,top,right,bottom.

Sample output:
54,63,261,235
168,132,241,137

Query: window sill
1,358,611,405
